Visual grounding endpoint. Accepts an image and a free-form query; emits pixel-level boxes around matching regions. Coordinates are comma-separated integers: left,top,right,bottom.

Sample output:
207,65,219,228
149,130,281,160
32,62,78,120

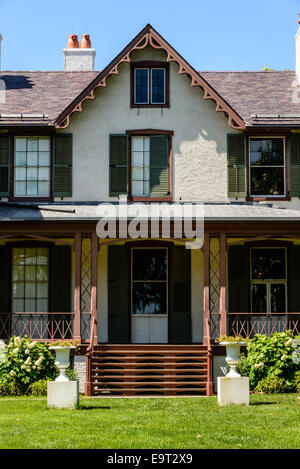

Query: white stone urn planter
49,346,75,382
219,341,247,378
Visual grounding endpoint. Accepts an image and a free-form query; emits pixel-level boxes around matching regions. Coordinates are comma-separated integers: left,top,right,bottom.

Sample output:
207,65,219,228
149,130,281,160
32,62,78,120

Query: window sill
128,196,172,202
246,196,291,202
130,103,170,109
9,197,54,203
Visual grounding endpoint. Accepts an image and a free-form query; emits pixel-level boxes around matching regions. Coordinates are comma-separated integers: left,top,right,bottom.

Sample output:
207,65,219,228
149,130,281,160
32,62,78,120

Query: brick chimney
64,34,95,71
296,14,300,82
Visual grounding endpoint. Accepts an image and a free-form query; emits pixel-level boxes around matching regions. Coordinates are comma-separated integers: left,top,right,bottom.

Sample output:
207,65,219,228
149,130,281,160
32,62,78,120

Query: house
0,21,300,396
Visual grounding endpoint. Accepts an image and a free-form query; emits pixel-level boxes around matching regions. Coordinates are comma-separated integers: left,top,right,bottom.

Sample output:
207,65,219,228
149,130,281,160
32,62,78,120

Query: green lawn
0,394,299,449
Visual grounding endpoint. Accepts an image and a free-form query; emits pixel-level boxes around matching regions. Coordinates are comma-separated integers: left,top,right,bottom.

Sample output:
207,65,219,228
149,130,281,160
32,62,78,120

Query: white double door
131,314,168,343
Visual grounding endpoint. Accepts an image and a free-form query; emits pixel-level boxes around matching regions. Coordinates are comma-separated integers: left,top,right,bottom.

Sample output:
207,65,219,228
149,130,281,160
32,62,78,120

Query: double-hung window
131,62,169,107
249,137,285,197
14,137,51,198
109,131,172,200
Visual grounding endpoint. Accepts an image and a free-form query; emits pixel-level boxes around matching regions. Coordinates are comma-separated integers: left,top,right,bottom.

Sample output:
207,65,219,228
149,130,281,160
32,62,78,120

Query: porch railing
0,312,92,343
228,312,300,338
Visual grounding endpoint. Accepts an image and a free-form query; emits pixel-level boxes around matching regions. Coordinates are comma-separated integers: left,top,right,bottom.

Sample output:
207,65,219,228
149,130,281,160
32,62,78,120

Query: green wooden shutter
0,245,10,313
290,245,300,312
150,135,169,198
109,135,128,197
290,135,300,197
49,245,71,312
53,134,72,197
170,246,191,344
228,245,249,313
108,245,129,343
227,134,246,198
0,135,10,197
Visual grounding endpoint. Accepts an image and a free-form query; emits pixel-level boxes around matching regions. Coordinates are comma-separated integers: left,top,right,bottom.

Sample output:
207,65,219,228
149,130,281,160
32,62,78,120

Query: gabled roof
1,26,300,129
53,24,246,130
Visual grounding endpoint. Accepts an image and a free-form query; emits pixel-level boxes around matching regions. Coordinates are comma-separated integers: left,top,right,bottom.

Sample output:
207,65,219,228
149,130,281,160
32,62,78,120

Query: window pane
151,69,165,104
15,182,26,196
12,282,24,298
135,69,149,104
27,167,37,181
15,152,26,166
12,299,24,313
132,167,144,181
25,266,36,281
27,152,38,166
27,138,38,151
15,168,26,181
12,248,25,265
25,248,37,265
133,249,167,281
25,282,36,298
251,248,286,280
250,167,284,196
37,283,48,298
38,138,50,151
132,181,144,196
132,282,167,314
250,138,284,166
38,181,50,196
37,248,48,265
27,181,38,195
252,284,267,313
271,284,286,313
38,152,50,166
38,167,50,181
15,138,26,151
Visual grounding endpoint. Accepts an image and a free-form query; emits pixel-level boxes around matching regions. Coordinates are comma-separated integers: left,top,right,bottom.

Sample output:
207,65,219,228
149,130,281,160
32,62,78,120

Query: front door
131,247,168,343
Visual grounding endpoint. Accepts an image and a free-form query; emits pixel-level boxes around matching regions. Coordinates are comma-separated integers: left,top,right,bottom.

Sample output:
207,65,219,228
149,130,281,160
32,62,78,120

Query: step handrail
205,317,214,396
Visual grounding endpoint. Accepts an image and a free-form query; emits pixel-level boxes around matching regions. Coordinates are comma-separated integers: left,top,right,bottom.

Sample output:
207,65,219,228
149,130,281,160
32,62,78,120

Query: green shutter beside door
150,135,169,198
109,134,128,197
0,135,10,197
170,246,191,344
108,245,129,343
53,134,72,197
228,245,249,313
290,135,300,197
227,133,246,198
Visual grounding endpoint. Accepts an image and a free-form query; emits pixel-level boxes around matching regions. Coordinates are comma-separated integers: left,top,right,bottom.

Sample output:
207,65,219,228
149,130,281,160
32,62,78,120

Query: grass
0,394,299,449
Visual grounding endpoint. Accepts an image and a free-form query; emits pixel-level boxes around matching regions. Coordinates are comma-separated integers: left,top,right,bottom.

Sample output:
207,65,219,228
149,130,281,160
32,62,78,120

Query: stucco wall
59,46,239,203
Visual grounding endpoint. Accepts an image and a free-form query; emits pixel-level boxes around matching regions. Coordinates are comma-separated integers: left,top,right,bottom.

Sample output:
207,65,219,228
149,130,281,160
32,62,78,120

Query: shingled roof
0,71,98,125
0,68,300,127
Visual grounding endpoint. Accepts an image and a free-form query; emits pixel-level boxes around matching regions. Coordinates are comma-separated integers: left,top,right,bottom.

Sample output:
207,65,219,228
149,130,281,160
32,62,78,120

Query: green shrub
256,376,290,394
0,336,58,392
0,378,23,396
294,371,300,393
245,331,299,390
27,379,49,396
65,366,78,382
236,353,251,377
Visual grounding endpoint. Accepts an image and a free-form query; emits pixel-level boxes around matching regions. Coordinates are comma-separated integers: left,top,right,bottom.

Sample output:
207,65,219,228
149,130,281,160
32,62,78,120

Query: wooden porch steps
88,344,208,396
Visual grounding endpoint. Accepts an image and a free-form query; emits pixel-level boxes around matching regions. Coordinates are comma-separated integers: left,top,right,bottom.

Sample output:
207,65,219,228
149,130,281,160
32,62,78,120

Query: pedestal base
47,381,79,409
217,376,249,406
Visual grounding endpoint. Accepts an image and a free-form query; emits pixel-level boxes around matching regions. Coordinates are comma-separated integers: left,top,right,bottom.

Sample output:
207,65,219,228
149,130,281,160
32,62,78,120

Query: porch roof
1,202,300,222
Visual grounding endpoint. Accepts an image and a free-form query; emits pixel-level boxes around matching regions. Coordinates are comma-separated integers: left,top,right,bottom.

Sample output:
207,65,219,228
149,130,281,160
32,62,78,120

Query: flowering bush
244,331,299,391
0,336,58,393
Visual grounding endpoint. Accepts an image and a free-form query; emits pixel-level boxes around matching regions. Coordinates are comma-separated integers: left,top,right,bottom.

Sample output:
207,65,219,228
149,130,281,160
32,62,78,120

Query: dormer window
131,62,170,108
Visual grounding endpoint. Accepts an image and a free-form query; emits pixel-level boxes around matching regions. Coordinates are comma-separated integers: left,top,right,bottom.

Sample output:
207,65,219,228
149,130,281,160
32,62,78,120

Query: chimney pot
67,34,79,49
80,34,92,48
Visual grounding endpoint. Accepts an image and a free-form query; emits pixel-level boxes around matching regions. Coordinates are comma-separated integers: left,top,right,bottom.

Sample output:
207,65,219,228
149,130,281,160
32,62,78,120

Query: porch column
74,232,82,342
90,232,98,343
203,232,210,347
219,232,227,336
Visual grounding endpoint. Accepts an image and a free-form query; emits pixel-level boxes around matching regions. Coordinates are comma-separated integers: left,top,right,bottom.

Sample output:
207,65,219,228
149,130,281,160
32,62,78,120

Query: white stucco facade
59,47,239,204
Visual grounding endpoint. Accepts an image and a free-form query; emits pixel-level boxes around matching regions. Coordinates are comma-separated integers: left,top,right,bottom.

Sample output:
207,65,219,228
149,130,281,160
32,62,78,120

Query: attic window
131,61,170,108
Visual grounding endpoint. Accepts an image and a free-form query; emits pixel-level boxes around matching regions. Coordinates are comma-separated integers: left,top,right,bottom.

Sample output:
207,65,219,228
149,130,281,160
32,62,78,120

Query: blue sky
0,0,299,71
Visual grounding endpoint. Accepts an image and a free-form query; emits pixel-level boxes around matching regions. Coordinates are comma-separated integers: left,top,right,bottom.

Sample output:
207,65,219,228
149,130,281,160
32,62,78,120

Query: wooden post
203,232,210,347
219,232,227,336
85,353,92,396
74,232,81,342
90,232,98,344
